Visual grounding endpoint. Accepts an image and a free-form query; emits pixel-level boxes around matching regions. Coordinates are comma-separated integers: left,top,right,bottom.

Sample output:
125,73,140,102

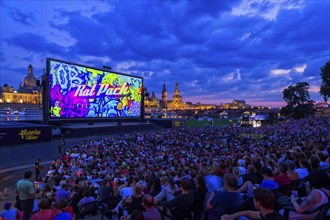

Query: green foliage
185,118,238,127
185,119,210,127
320,60,330,102
281,82,315,119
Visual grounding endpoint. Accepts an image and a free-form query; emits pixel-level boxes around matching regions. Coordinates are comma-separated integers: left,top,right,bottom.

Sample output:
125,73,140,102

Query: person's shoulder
263,211,285,220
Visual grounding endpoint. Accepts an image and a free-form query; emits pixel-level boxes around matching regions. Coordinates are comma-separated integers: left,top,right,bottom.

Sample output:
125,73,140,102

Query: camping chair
159,205,193,220
76,201,99,220
290,176,309,197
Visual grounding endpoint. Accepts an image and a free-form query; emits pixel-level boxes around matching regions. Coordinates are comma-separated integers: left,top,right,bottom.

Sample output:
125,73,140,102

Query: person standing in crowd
58,137,65,153
16,171,35,220
34,159,40,181
0,202,20,220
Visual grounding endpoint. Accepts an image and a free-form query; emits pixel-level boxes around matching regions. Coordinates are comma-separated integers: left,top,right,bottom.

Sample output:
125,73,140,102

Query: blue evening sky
0,0,329,107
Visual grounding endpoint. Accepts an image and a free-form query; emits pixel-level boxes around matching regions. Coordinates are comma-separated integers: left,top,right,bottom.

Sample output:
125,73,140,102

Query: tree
320,60,330,103
281,82,315,119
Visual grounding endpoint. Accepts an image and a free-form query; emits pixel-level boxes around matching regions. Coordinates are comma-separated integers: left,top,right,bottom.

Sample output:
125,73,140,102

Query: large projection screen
46,58,143,123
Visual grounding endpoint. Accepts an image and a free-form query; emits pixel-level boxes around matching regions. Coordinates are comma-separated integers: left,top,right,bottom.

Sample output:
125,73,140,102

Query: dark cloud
9,7,35,25
6,33,67,55
1,0,329,106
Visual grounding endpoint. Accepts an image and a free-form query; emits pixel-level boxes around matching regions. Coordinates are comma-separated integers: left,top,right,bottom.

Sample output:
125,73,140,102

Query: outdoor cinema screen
48,59,143,120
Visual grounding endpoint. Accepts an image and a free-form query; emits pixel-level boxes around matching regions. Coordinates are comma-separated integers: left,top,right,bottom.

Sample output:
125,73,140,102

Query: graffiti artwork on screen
49,60,142,118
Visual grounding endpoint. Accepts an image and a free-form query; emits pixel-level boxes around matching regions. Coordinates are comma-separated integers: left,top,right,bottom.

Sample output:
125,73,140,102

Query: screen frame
43,57,144,124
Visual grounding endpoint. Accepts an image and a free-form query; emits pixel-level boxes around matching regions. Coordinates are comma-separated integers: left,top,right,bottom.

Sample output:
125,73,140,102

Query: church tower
172,81,182,103
162,81,168,106
28,64,33,76
24,64,37,88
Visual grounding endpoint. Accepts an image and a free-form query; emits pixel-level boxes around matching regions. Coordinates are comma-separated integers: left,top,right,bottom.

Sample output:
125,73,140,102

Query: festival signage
0,124,52,146
47,58,143,121
18,129,42,140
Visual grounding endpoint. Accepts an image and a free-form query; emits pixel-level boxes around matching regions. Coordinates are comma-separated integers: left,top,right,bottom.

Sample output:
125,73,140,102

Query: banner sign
0,125,52,146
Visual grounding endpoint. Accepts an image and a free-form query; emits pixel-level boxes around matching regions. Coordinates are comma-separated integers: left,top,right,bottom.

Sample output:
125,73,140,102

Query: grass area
185,118,239,127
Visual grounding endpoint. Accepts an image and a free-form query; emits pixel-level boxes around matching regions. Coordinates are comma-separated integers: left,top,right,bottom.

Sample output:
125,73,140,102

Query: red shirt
31,209,53,220
274,174,291,186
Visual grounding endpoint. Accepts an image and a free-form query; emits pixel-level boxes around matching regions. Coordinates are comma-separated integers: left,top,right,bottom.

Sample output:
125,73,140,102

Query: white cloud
223,72,234,82
240,32,251,41
141,71,154,79
115,61,145,71
161,69,171,76
232,0,305,21
236,69,241,80
78,55,111,65
270,68,291,75
294,64,307,73
187,80,198,87
223,68,241,82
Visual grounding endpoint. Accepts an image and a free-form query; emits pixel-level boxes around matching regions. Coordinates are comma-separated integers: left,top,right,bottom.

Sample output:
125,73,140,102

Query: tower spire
162,80,168,107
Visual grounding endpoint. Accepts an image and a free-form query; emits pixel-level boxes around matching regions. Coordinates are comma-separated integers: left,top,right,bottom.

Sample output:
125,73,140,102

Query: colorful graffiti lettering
49,60,142,119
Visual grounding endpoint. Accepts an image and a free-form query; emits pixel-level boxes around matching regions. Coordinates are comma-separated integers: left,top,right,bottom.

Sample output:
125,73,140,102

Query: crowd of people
1,116,330,220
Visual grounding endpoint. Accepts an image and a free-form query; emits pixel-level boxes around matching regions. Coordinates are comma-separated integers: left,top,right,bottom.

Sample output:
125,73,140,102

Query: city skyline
1,0,329,107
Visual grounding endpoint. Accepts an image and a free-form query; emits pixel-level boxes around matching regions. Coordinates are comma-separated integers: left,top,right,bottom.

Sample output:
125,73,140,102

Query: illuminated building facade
144,88,160,108
220,99,246,109
1,91,41,104
165,82,190,110
144,81,216,111
0,64,42,104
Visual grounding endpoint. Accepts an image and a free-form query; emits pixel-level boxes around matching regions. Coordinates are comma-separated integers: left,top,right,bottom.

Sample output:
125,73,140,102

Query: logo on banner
19,129,41,140
174,121,181,127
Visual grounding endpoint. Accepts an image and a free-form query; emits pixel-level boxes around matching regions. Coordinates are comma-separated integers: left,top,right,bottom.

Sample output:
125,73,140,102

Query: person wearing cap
0,202,20,220
16,171,35,220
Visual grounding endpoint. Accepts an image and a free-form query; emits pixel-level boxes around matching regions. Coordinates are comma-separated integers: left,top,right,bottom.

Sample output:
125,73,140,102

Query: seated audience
31,198,53,220
287,169,330,220
154,178,194,219
207,173,243,220
0,202,20,220
142,194,161,220
221,188,285,220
